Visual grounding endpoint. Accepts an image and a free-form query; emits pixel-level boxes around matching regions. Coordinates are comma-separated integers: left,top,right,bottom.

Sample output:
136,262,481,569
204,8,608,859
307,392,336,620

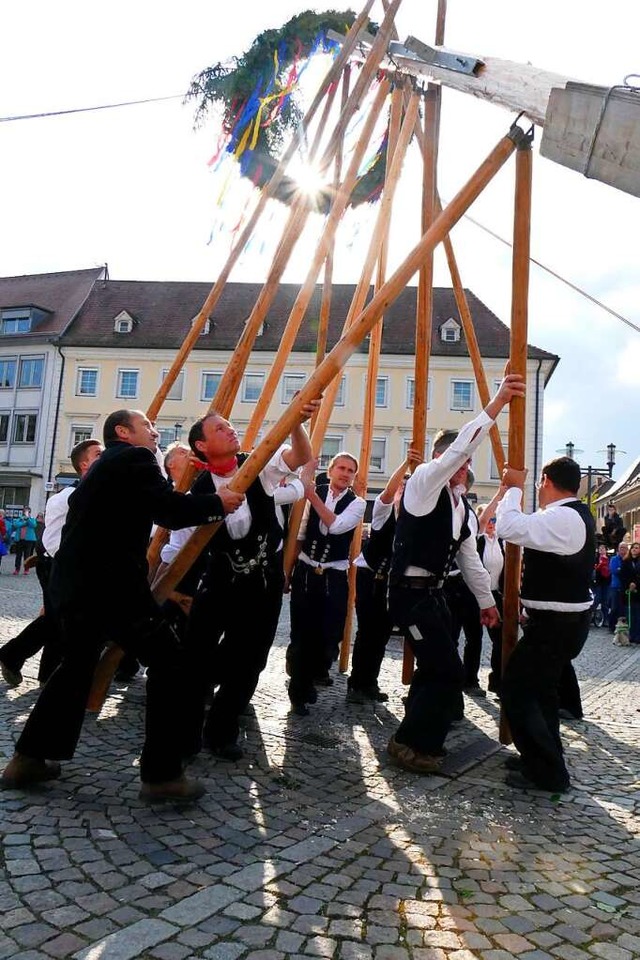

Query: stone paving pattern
1,567,639,960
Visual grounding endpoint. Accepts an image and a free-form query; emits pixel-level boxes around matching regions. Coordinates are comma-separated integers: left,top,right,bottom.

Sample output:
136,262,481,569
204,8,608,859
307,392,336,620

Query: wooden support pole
153,126,525,605
499,133,533,745
144,0,377,423
243,79,391,449
338,83,407,674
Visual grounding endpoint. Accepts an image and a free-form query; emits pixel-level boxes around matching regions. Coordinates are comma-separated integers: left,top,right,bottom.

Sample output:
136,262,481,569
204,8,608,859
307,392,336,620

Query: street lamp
174,422,182,442
563,440,618,513
606,443,617,479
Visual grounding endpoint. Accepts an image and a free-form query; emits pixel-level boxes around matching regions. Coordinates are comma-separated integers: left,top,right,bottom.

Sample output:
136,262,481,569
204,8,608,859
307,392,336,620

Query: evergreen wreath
186,9,387,209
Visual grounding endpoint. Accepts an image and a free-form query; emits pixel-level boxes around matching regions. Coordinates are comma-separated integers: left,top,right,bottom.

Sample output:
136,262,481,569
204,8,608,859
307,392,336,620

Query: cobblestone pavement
1,567,639,960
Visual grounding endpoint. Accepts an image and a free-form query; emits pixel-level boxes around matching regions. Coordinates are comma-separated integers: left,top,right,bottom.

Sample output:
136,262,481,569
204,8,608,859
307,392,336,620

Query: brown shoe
387,736,442,774
1,753,61,789
139,775,205,803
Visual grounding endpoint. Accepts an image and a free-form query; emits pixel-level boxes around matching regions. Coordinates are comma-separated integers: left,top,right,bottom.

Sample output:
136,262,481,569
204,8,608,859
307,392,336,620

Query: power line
458,210,640,335
0,94,184,123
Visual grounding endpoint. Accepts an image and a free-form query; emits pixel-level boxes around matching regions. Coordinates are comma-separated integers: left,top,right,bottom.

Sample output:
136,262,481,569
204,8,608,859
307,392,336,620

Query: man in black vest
387,374,525,773
288,452,366,714
1,409,243,801
496,456,594,792
347,450,421,703
182,403,318,759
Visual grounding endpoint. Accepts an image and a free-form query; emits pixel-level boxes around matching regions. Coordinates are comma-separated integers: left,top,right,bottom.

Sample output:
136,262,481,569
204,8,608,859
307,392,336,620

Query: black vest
303,485,357,564
362,507,396,577
520,500,595,604
192,454,281,574
390,486,471,583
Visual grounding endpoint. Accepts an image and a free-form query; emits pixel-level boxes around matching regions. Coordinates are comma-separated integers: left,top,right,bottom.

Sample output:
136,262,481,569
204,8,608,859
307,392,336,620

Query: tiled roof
0,267,105,340
61,279,557,362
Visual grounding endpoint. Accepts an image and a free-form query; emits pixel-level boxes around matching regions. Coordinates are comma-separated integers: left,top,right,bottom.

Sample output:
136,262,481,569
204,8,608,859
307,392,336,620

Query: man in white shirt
288,452,366,714
0,439,103,688
496,456,594,792
387,374,525,774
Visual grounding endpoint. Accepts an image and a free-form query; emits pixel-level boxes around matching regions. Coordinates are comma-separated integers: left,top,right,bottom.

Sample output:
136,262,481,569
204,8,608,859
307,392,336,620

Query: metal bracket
391,36,484,76
507,116,535,148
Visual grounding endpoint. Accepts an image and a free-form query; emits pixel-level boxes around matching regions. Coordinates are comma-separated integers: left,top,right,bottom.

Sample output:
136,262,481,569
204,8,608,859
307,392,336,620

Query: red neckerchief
205,456,238,476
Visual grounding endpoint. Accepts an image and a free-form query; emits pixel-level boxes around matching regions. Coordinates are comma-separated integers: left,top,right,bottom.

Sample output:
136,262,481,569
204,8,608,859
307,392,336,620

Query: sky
1,0,638,481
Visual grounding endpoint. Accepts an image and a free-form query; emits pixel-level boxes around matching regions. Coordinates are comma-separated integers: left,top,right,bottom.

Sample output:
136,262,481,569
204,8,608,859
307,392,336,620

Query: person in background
620,542,640,644
608,542,629,632
0,509,7,571
602,502,625,550
287,452,366,715
12,506,37,575
592,543,610,624
476,493,505,697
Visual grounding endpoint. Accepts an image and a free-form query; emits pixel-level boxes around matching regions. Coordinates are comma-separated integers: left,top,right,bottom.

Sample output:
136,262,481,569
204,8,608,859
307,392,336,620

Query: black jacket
49,441,225,615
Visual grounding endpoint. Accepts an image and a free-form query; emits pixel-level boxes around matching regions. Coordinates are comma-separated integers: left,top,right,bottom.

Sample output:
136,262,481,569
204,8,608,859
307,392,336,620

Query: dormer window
243,318,264,337
1,305,50,335
190,316,211,335
113,310,134,334
440,317,461,343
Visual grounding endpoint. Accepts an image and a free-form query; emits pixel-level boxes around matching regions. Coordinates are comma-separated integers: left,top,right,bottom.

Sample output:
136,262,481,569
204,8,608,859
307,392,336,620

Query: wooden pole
145,78,344,576
499,132,533,745
243,79,391,449
144,0,377,423
153,126,525,605
338,83,407,674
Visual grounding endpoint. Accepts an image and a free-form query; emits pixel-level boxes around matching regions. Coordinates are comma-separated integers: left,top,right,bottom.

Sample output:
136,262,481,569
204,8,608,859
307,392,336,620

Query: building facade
53,278,558,507
0,268,105,514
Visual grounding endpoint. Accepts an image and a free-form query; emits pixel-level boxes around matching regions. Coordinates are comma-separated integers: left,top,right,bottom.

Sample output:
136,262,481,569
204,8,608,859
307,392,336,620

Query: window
18,357,44,389
451,380,474,411
319,435,343,469
0,358,16,388
370,438,386,473
113,311,134,334
440,319,461,343
116,369,139,399
0,485,30,510
160,369,184,401
490,451,501,481
157,428,176,450
1,312,31,334
406,377,431,409
335,375,346,406
282,373,305,404
201,371,222,402
403,435,431,460
70,426,93,449
375,377,388,408
76,367,98,396
191,316,211,335
242,373,264,403
13,413,37,443
0,413,8,442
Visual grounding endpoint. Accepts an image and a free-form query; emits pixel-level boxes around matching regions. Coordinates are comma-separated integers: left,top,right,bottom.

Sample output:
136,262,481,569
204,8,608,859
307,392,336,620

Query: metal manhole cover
297,730,342,749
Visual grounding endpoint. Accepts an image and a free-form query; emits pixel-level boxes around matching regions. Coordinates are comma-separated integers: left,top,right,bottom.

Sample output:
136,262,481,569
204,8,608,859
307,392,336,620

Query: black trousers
14,540,35,572
288,563,349,702
183,563,284,750
445,575,484,688
389,583,464,755
0,557,63,683
486,590,503,693
16,605,187,784
501,609,590,789
349,566,391,690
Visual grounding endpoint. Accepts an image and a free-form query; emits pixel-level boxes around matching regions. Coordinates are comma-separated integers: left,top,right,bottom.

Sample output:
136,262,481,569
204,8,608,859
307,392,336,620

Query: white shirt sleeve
42,487,74,557
371,496,393,530
273,478,304,506
260,445,296,496
160,526,196,565
495,489,586,555
323,495,366,535
403,411,494,517
456,533,495,609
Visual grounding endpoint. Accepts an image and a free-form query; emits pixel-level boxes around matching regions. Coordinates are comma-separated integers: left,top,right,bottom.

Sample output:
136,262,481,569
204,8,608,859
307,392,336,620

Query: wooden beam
152,126,523,605
500,136,533,745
